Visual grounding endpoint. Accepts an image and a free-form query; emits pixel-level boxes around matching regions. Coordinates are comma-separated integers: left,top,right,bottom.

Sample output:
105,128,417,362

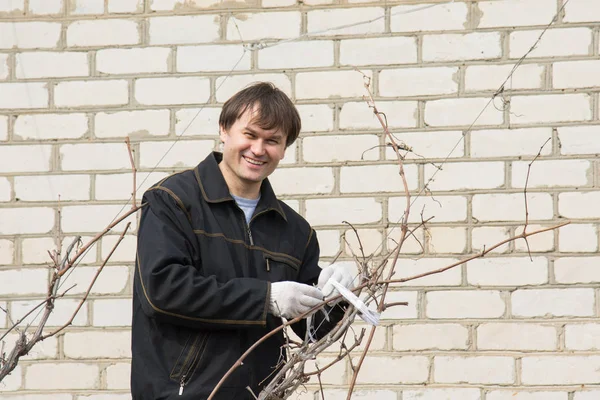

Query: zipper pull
179,376,185,395
266,258,270,272
247,227,254,245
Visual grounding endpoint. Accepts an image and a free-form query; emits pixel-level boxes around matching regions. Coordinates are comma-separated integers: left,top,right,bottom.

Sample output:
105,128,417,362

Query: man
131,82,354,399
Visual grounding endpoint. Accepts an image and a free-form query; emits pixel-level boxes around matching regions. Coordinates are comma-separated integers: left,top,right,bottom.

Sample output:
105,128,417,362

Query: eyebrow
245,126,284,140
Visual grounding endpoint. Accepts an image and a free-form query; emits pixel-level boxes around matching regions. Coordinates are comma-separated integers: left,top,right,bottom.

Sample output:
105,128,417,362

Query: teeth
244,157,265,166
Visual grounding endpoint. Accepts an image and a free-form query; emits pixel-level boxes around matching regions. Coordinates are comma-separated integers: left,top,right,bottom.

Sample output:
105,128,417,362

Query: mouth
243,156,267,167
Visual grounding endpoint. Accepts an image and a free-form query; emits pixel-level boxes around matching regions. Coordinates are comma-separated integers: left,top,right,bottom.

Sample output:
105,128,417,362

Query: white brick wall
3,0,600,397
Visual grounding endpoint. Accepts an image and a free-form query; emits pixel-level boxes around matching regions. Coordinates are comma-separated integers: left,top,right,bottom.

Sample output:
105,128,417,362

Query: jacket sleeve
291,229,347,339
134,188,270,330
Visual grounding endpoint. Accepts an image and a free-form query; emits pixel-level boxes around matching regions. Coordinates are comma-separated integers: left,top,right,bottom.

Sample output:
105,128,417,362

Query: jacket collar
195,152,287,222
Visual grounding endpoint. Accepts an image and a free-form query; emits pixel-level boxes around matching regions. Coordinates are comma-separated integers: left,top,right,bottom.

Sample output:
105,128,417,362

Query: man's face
219,107,287,197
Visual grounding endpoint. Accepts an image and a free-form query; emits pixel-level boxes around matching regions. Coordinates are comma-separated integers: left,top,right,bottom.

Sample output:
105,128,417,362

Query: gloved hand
317,264,355,305
269,281,324,319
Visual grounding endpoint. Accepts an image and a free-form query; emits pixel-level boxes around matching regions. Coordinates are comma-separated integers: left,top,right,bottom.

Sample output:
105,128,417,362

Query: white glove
317,264,355,305
269,281,324,319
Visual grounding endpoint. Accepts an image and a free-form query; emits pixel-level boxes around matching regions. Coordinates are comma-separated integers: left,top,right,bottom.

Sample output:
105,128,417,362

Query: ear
219,125,228,144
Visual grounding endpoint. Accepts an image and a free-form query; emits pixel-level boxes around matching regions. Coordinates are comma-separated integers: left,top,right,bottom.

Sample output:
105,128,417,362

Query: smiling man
131,82,354,399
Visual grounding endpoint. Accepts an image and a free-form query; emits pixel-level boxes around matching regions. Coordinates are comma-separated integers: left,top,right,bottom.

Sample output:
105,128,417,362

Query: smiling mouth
243,156,267,166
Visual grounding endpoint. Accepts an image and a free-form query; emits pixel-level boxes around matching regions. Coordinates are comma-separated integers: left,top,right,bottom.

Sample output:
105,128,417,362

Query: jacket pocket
263,252,300,281
169,331,210,393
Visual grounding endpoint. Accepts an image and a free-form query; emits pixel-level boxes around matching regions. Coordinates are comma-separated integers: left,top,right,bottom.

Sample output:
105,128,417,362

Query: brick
0,239,14,264
177,44,250,72
259,41,333,69
472,227,510,254
227,12,300,40
391,2,468,32
424,97,504,127
136,77,209,106
487,392,566,400
2,333,58,360
306,197,381,226
0,82,48,109
15,174,90,201
512,160,591,188
510,28,592,59
560,192,600,219
565,324,600,350
175,107,221,135
318,390,395,400
22,236,96,265
16,52,88,79
93,298,132,326
55,80,129,107
559,126,600,155
96,172,168,201
575,392,600,400
472,193,552,221
0,22,61,49
355,356,428,384
67,20,139,47
149,15,220,45
108,0,142,13
77,396,131,400
96,110,169,138
471,128,552,158
393,323,468,350
0,268,47,296
342,228,382,256
564,0,600,22
404,389,480,400
386,131,464,160
61,205,137,233
427,290,505,319
340,37,416,66
0,145,51,172
341,164,418,193
12,298,87,327
28,0,63,14
70,0,104,15
14,113,88,140
512,289,595,317
0,53,9,79
296,70,371,100
380,291,418,319
0,0,24,13
465,64,544,92
60,143,131,171
106,363,131,389
478,323,556,351
435,356,514,384
100,235,136,263
425,161,504,191
314,230,340,257
269,167,334,195
389,195,467,224
262,0,295,6
478,0,556,28
139,140,214,168
522,356,600,385
510,94,592,124
64,331,131,359
558,224,597,253
389,256,462,287
555,257,600,284
303,134,379,163
553,60,600,89
428,227,466,254
514,224,555,253
307,8,384,36
340,101,418,129
423,32,501,62
148,0,181,10
97,47,170,74
385,228,424,255
0,115,7,140
0,207,54,234
215,74,291,102
66,265,130,295
380,67,458,97
0,365,21,391
26,363,99,389
0,176,10,201
305,356,346,385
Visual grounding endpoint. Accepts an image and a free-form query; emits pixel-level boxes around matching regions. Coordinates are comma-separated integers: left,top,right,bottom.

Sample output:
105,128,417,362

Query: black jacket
131,152,340,399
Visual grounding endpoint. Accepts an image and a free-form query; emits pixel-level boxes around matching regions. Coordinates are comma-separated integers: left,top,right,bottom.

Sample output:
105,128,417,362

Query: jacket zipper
176,334,209,396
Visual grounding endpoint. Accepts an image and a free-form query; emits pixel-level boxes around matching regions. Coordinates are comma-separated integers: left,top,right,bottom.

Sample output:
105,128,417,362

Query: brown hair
219,82,301,147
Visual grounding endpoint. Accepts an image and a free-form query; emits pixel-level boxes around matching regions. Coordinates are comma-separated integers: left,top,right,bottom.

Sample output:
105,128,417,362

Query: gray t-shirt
231,194,260,225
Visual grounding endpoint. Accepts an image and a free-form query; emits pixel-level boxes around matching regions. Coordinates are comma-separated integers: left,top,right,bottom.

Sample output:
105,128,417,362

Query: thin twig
125,137,137,209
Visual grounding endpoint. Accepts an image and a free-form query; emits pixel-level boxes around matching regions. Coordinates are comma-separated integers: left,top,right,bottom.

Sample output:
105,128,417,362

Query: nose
251,140,266,157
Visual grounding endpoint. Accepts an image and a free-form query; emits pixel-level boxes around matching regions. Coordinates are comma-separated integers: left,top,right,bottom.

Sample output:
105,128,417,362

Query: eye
268,139,280,144
244,132,256,138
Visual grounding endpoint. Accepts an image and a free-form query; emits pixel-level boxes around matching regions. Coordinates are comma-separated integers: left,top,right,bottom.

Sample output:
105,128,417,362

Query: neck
218,162,261,199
